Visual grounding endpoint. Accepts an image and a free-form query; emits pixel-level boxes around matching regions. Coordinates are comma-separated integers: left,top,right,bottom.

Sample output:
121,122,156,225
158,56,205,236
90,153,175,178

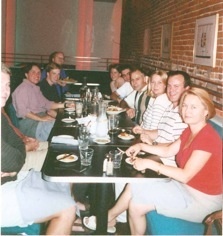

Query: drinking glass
80,148,94,166
108,115,119,134
109,149,123,169
76,101,83,118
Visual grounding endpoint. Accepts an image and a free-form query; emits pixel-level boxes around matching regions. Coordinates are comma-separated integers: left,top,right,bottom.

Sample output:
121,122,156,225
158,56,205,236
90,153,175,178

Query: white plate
65,107,75,112
106,106,124,115
56,154,78,163
62,79,77,84
103,100,114,105
118,133,135,140
93,138,110,144
62,118,76,123
57,135,74,139
125,157,134,165
65,98,76,101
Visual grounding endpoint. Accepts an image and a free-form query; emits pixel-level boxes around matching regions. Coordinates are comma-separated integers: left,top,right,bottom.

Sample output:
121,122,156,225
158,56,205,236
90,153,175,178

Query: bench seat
1,223,43,235
146,211,205,235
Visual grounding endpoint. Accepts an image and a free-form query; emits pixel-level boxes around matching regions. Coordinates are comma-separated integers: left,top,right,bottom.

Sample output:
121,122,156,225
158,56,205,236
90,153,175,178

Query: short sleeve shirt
176,124,222,195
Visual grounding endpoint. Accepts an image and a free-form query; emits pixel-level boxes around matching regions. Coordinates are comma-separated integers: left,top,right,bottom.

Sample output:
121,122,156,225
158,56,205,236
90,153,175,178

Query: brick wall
120,0,223,116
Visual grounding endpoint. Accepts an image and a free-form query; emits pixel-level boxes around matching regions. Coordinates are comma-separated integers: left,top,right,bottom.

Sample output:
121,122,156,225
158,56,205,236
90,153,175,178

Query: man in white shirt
120,67,149,124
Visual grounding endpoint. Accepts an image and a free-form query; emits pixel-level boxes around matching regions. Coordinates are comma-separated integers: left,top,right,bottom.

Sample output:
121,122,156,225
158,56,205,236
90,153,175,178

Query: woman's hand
133,125,143,134
126,144,141,157
132,157,147,171
140,133,153,145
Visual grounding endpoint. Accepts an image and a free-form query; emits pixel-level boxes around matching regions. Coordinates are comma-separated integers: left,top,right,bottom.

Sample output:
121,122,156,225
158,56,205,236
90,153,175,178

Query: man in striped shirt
140,70,191,145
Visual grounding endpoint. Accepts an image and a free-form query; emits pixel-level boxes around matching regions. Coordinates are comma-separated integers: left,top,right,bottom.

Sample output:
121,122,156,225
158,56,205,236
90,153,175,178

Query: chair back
204,210,222,235
5,103,20,128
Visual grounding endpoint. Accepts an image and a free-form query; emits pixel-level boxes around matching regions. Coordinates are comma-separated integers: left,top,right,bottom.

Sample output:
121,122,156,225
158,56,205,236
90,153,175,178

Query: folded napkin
76,115,97,125
76,115,98,135
51,136,78,145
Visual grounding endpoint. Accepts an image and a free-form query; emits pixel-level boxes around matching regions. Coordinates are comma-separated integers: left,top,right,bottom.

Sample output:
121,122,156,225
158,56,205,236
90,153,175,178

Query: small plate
93,138,110,144
106,106,124,115
56,154,78,163
57,135,74,139
65,98,76,101
65,107,75,112
118,133,135,140
125,157,134,165
61,78,77,84
62,118,76,123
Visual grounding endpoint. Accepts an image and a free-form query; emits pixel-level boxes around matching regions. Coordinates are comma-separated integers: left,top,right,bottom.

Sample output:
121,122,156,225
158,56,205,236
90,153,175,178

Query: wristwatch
152,141,158,146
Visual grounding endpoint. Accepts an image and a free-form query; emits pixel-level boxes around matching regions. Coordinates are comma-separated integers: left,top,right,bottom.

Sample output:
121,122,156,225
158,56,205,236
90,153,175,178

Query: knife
57,152,74,161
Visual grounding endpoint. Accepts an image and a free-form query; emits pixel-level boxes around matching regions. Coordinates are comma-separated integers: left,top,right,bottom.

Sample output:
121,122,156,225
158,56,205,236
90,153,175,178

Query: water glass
76,101,83,118
79,125,89,138
78,134,90,150
108,115,119,134
109,150,123,169
80,148,94,166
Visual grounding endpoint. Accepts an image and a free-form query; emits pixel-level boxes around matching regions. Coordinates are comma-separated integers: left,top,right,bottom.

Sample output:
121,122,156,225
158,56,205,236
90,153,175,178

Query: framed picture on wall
161,23,172,59
193,14,219,67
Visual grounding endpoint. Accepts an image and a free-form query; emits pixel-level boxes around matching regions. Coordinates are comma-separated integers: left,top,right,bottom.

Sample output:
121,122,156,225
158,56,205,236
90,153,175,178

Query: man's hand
40,114,55,121
126,108,135,119
57,80,66,87
23,136,39,151
133,125,144,134
1,171,17,178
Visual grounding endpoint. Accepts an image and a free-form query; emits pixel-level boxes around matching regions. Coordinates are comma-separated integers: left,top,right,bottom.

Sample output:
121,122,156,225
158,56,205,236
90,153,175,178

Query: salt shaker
106,157,113,176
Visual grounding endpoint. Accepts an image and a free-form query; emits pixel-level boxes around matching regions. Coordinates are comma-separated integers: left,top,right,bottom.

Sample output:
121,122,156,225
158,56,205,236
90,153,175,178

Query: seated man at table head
40,62,65,102
12,62,66,141
137,70,191,147
1,63,77,235
120,66,150,124
110,64,134,103
42,51,67,79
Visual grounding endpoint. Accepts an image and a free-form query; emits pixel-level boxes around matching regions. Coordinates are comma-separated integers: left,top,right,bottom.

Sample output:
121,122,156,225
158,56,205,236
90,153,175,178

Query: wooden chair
204,210,222,235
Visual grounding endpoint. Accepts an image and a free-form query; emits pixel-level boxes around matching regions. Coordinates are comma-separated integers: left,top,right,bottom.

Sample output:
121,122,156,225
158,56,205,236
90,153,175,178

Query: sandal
72,217,93,235
83,215,116,234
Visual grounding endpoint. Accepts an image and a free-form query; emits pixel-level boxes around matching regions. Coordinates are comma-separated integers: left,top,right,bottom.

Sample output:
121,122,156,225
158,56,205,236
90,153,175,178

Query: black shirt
40,78,61,102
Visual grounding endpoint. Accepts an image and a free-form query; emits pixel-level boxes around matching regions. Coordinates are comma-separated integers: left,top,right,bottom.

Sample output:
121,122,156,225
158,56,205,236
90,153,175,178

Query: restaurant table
42,107,166,235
